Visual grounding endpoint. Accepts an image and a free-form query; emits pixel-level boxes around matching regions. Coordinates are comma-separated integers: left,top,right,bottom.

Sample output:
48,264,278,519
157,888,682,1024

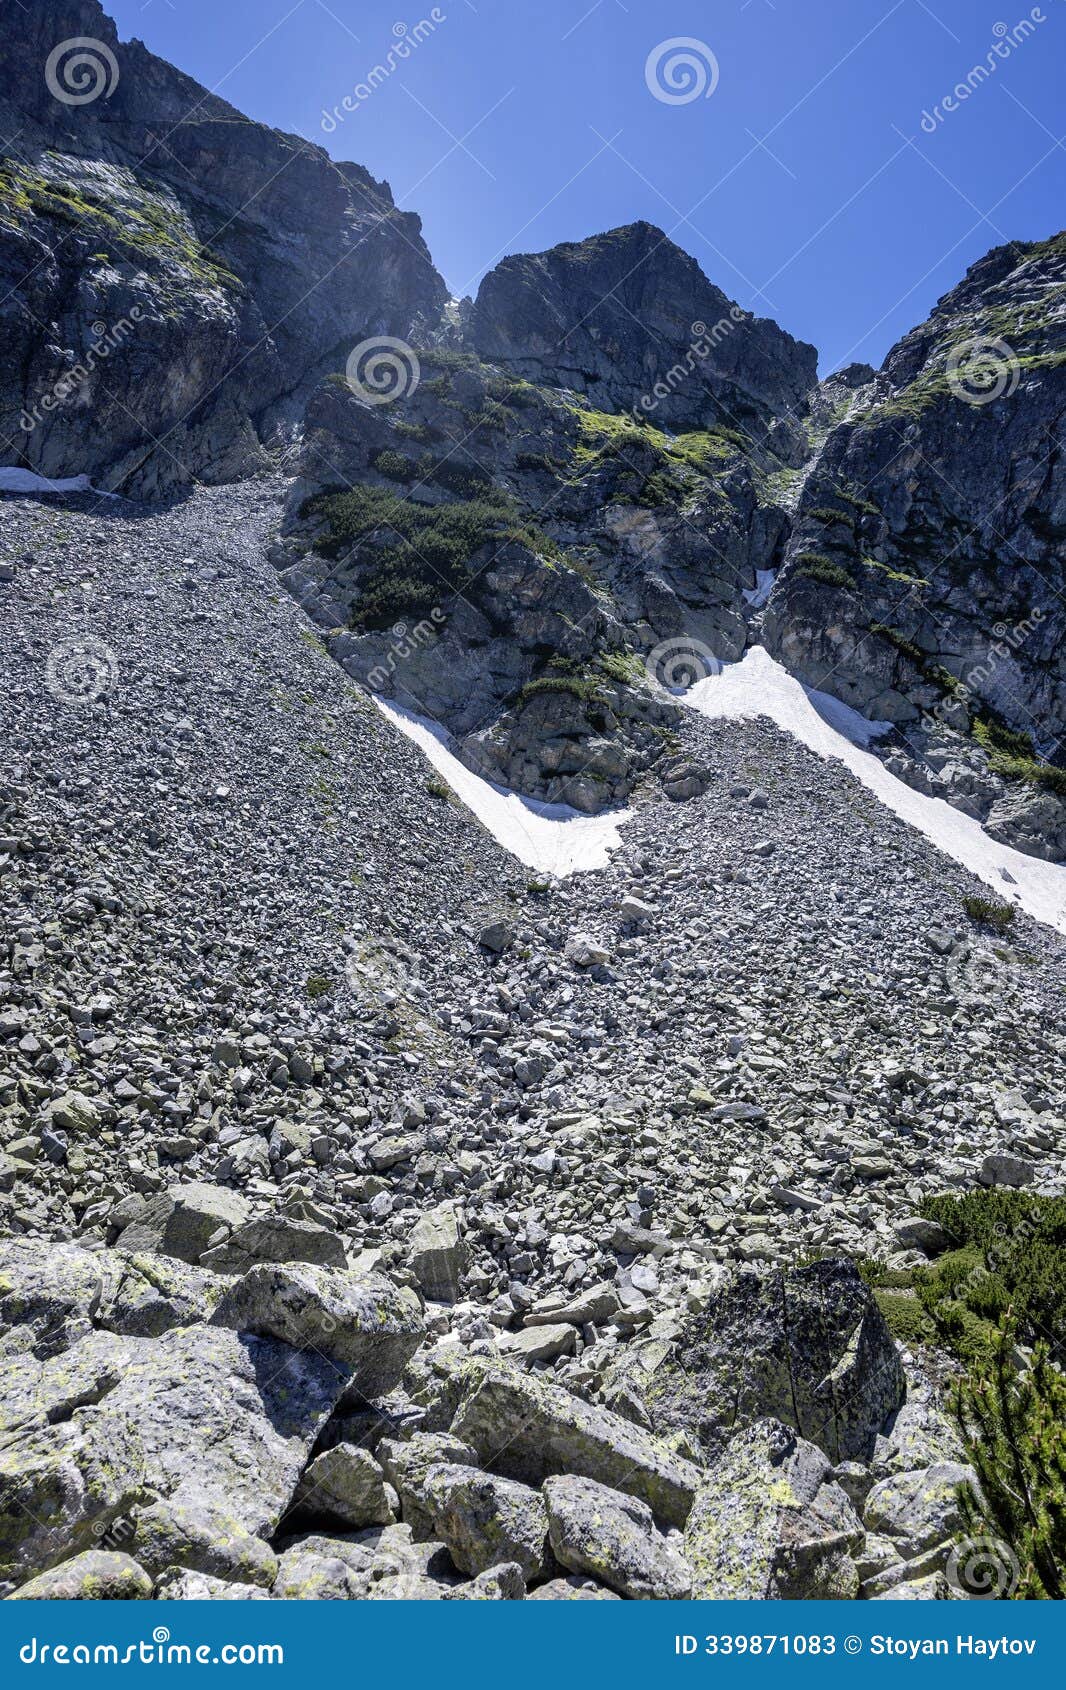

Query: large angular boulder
542,1474,692,1599
294,1445,395,1530
10,1550,153,1600
210,1263,423,1395
422,1464,551,1583
100,1324,344,1540
131,1497,278,1588
447,1363,699,1528
646,1259,905,1462
0,1238,107,1356
115,1183,251,1265
863,1462,976,1558
200,1215,347,1274
376,1433,480,1540
0,1407,144,1588
684,1418,865,1599
407,1206,469,1304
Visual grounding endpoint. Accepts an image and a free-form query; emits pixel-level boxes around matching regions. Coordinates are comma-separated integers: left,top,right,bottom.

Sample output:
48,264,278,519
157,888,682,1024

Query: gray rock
684,1418,864,1599
407,1205,469,1304
444,1561,525,1599
645,1259,905,1462
200,1215,347,1273
10,1550,153,1600
0,1409,143,1588
543,1474,692,1599
131,1497,278,1588
863,1462,977,1557
210,1263,424,1394
116,1182,251,1265
155,1569,270,1600
527,1575,620,1600
423,1463,551,1582
377,1433,480,1540
445,1361,699,1528
294,1444,395,1529
979,1152,1036,1188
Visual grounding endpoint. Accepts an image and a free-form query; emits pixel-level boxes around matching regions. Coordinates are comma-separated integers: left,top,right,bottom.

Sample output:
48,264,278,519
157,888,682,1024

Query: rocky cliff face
467,220,818,447
764,235,1066,859
0,0,445,496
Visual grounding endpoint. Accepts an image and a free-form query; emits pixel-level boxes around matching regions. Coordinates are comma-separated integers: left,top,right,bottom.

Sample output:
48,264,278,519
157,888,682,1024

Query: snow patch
0,468,113,497
375,699,631,877
686,646,1066,936
742,569,777,610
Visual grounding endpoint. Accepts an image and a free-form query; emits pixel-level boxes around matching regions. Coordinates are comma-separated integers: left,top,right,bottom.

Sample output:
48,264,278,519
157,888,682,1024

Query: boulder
407,1206,469,1303
863,1462,976,1557
684,1418,865,1599
294,1444,395,1529
115,1182,251,1265
377,1433,480,1540
200,1215,347,1273
100,1325,345,1540
0,1409,143,1587
447,1363,699,1528
542,1474,692,1599
10,1550,153,1600
645,1259,905,1462
157,1569,270,1600
210,1263,423,1394
423,1463,551,1582
444,1562,525,1599
131,1497,278,1588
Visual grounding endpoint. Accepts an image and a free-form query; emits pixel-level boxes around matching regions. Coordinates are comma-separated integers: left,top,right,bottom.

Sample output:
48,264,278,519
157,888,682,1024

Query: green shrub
963,894,1017,932
305,975,333,1000
807,504,856,528
953,1326,1066,1599
792,555,856,589
371,448,419,484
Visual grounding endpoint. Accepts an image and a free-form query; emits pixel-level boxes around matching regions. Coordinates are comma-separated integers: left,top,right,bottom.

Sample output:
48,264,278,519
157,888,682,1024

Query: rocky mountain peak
466,221,818,431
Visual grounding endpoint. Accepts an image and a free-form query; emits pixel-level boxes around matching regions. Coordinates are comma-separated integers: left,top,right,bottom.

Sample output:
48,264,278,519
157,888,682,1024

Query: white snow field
375,700,632,877
686,646,1066,936
0,469,96,494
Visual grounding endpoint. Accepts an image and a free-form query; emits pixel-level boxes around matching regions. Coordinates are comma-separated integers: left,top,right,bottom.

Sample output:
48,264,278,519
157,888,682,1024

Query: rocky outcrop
643,1260,906,1463
764,233,1066,857
0,0,445,496
466,221,817,441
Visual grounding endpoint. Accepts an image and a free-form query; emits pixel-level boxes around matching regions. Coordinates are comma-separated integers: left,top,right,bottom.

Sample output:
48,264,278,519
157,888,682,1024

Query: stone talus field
1,0,1064,1603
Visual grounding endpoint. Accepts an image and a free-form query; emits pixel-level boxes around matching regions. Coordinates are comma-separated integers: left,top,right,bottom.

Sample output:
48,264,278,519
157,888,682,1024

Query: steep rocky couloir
763,233,1066,860
0,0,446,497
277,226,811,811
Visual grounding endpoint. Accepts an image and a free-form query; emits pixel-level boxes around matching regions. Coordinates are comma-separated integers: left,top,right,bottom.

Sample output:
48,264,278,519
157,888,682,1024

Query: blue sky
107,0,1066,373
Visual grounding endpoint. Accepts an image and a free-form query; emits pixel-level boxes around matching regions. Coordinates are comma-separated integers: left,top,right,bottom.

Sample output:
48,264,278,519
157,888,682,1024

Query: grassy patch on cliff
792,554,856,590
974,719,1066,798
303,485,570,629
